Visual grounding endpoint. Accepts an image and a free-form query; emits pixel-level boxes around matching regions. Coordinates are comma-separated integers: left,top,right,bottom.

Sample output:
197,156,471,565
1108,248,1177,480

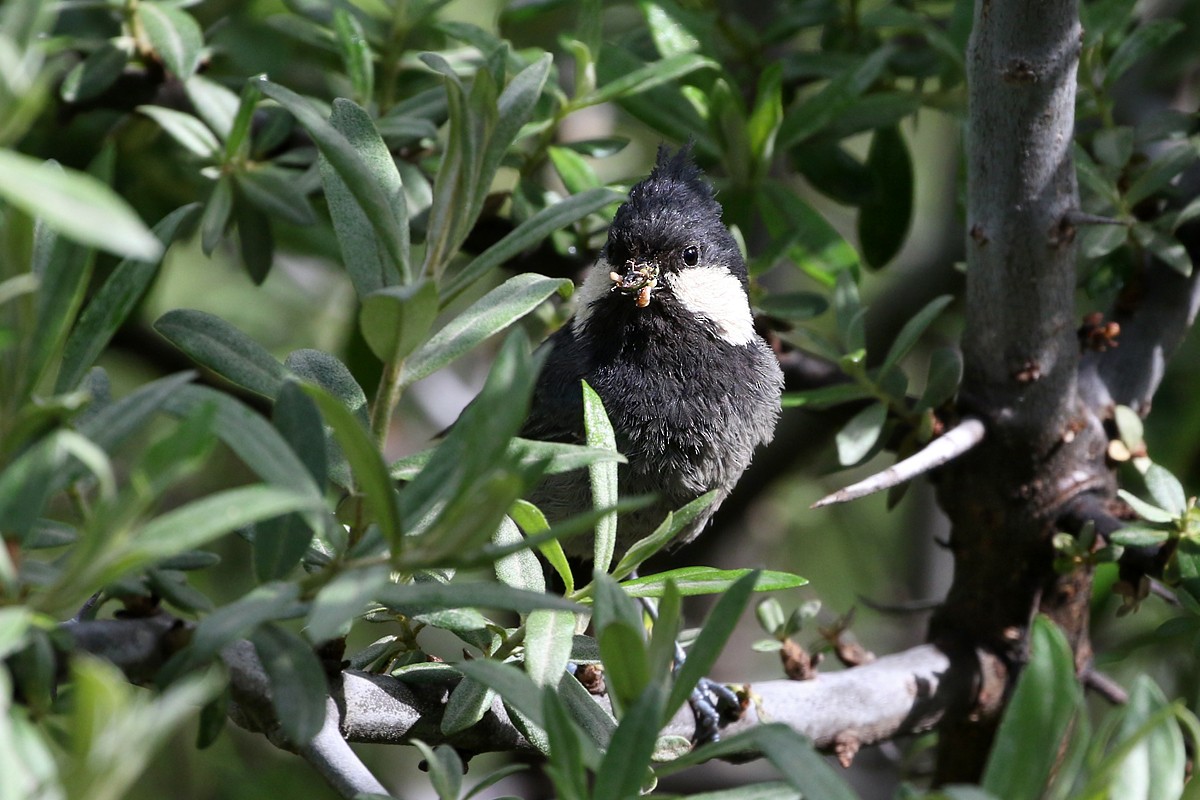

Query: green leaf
138,105,220,158
154,308,287,399
359,280,438,363
594,46,715,154
1094,126,1135,169
285,349,369,424
478,54,554,214
982,617,1082,800
254,382,325,581
756,725,860,800
162,385,323,498
58,204,199,392
259,81,408,280
666,569,757,718
556,668,618,751
0,150,160,260
510,499,574,594
442,677,495,736
184,75,239,141
836,402,887,466
577,52,717,108
392,438,626,482
593,686,664,800
549,146,602,194
22,207,95,399
755,291,828,321
781,382,875,409
0,607,31,661
63,658,220,800
858,126,913,268
583,381,619,573
747,64,784,172
525,609,577,688
332,9,374,104
1104,525,1171,551
249,623,328,744
1144,463,1188,516
777,47,894,150
612,491,718,580
0,431,112,542
173,582,303,671
303,383,403,550
1132,223,1192,276
400,273,572,388
542,686,590,800
756,180,860,282
61,42,128,103
1126,144,1200,208
1118,489,1176,524
1105,677,1185,800
200,174,234,256
881,295,954,378
138,2,204,78
442,188,620,302
599,621,650,714
306,565,389,643
224,78,261,162
412,741,464,800
455,659,545,730
234,165,316,226
494,515,545,593
321,97,409,293
119,486,323,574
792,141,874,206
1106,20,1184,86
64,372,195,489
375,580,581,616
617,567,806,598
918,347,963,411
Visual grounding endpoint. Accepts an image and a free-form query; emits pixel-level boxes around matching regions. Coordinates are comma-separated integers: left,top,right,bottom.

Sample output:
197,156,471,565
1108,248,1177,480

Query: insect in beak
609,260,659,308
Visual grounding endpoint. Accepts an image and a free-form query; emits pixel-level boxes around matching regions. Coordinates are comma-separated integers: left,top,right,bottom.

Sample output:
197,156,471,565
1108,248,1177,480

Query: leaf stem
370,358,405,452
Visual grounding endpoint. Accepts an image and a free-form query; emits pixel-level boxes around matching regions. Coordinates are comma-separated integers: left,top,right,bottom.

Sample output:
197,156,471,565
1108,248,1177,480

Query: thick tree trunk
929,0,1113,782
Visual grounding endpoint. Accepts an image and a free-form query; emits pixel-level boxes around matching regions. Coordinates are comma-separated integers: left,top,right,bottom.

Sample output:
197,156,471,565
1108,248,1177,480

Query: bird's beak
609,260,659,308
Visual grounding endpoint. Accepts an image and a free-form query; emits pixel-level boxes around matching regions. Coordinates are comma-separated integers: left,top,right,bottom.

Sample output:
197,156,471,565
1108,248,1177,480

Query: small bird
524,144,784,558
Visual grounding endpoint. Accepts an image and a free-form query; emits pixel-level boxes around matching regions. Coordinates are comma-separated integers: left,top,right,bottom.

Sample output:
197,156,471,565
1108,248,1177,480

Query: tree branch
1079,220,1200,415
811,417,986,509
63,615,961,779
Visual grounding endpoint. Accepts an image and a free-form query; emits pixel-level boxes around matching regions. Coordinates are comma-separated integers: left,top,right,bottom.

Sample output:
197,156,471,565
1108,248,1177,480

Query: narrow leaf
399,273,571,388
583,381,619,573
0,150,160,260
618,567,806,598
982,617,1082,800
58,204,198,392
250,623,328,744
154,309,287,399
138,2,204,78
525,609,576,688
259,81,407,277
836,402,887,466
302,383,403,550
442,188,621,302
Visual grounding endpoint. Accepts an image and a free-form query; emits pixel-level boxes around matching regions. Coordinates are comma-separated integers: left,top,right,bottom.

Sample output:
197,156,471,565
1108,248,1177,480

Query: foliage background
3,0,1200,798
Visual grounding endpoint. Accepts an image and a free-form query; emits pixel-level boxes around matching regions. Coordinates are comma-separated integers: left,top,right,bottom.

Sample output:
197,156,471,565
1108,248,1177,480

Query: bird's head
573,145,756,346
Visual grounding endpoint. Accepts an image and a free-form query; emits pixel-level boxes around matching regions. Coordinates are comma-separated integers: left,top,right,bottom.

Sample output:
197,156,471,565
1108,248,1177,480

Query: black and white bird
524,144,784,558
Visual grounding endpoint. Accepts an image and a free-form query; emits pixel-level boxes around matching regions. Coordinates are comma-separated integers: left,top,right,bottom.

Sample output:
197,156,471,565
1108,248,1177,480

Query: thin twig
1082,667,1128,705
811,417,986,509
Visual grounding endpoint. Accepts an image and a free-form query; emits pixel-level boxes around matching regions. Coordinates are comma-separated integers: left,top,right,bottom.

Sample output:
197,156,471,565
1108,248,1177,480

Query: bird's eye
682,245,700,266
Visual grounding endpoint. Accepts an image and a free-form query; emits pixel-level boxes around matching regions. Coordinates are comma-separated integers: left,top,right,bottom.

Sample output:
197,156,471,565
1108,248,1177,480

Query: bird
522,144,784,560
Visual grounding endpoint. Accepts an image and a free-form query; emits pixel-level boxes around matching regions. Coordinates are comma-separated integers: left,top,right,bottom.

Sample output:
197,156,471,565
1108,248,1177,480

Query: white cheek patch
666,265,756,345
572,256,617,334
